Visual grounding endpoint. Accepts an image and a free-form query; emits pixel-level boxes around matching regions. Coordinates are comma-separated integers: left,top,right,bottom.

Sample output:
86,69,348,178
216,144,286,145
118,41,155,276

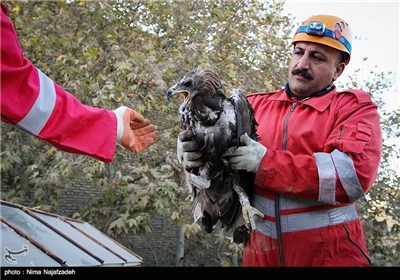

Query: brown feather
167,65,259,243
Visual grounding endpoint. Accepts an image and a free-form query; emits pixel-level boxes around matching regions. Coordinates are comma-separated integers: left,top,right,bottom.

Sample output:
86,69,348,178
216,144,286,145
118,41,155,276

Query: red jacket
243,87,382,266
1,3,117,162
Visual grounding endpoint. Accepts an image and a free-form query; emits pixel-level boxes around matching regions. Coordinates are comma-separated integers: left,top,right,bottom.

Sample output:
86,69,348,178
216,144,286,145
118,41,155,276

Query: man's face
288,42,345,98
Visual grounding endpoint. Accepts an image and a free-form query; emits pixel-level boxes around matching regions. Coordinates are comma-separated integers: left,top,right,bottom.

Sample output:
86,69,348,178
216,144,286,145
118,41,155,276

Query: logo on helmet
333,29,342,40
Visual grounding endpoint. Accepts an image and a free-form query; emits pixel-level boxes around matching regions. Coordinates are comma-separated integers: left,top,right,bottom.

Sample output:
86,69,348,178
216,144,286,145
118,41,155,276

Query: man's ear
332,62,345,81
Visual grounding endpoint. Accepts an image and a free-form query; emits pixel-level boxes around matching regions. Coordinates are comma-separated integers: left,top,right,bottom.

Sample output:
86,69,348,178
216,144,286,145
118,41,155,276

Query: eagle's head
166,66,227,126
166,66,226,103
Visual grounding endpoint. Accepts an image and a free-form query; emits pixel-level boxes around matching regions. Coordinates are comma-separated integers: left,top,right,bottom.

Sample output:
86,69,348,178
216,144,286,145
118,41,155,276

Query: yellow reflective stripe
17,69,56,136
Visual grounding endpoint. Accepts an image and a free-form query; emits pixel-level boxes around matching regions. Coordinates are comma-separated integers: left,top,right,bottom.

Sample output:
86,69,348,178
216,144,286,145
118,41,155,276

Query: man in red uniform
178,15,382,266
1,3,156,163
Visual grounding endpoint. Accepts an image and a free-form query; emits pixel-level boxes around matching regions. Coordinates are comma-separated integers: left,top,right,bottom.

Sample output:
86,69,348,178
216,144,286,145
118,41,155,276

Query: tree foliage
1,0,398,266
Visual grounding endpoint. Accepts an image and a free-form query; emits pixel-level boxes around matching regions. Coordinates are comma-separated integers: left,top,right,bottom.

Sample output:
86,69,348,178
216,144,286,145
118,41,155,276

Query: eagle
166,66,262,243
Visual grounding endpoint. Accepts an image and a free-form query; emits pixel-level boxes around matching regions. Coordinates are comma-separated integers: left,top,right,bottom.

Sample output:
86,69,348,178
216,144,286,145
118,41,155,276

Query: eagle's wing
230,88,259,143
229,88,263,235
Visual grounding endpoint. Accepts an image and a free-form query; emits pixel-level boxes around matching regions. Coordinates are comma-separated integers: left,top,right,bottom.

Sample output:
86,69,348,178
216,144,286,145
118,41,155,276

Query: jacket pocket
321,220,371,266
341,224,371,265
336,123,372,154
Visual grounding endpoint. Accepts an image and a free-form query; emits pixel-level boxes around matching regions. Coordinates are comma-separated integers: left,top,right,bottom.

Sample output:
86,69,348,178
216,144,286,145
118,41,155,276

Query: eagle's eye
183,79,192,87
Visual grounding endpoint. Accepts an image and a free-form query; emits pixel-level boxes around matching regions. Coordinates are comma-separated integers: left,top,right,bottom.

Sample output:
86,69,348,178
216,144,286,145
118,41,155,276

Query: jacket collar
285,82,335,99
270,84,337,112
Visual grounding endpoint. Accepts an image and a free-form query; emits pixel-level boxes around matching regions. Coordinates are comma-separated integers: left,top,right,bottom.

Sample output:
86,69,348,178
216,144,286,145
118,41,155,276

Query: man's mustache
291,69,313,80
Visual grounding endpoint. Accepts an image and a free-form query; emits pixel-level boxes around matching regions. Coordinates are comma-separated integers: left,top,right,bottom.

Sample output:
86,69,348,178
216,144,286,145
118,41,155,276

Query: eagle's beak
166,86,189,102
166,85,177,102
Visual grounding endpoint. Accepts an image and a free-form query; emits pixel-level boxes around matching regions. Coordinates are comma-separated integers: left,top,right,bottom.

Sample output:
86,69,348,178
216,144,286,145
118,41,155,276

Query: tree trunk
175,224,185,266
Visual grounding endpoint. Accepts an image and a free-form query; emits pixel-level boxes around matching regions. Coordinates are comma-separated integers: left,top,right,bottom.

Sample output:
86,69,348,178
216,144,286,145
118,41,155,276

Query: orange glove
114,106,156,153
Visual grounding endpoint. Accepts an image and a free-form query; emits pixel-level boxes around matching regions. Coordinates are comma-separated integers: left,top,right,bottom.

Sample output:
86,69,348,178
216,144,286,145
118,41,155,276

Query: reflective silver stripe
252,194,275,217
314,152,336,204
17,69,56,136
255,217,278,238
252,195,277,238
253,194,325,215
279,195,326,209
280,204,358,232
253,195,359,238
331,149,364,202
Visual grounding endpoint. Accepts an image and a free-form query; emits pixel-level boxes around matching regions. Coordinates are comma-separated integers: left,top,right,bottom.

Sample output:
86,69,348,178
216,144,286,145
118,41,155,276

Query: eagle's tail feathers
233,224,250,244
201,212,215,233
219,197,242,230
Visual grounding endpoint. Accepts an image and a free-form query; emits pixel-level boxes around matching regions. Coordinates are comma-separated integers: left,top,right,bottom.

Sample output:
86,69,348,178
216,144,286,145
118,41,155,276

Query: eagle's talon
242,204,263,230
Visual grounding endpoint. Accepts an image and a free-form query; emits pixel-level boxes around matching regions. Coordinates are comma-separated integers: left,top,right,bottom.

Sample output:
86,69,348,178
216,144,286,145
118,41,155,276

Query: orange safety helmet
292,15,353,65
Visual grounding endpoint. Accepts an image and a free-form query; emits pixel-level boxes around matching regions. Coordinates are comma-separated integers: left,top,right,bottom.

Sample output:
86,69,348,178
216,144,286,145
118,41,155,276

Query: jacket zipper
274,195,284,266
277,98,308,266
282,102,298,150
338,124,344,140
